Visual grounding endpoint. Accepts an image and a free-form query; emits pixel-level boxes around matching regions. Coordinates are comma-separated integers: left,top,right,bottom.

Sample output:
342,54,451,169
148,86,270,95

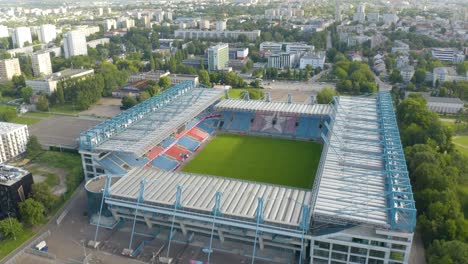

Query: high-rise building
216,20,227,31
38,24,56,44
103,19,117,31
335,0,341,22
32,52,52,77
0,58,21,81
353,3,366,23
0,122,29,164
208,43,229,72
12,27,32,48
98,8,104,16
199,19,210,30
63,30,87,58
0,25,8,38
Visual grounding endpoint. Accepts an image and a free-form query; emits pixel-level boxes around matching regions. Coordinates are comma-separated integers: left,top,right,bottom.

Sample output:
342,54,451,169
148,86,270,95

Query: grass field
182,134,322,188
453,136,468,156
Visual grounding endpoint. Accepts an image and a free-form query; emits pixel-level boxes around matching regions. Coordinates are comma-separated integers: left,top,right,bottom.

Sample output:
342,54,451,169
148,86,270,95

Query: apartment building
0,122,29,163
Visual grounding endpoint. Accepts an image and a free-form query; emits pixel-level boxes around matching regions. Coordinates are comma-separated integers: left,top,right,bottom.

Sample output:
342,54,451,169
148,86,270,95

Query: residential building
169,74,199,86
367,12,380,23
383,13,399,24
267,52,300,69
431,48,465,64
0,58,21,81
229,48,249,59
87,38,110,48
299,51,326,70
200,19,210,30
142,15,151,28
260,42,283,53
335,0,341,22
285,43,314,53
0,25,8,38
392,40,410,54
174,29,261,41
433,67,468,86
63,30,87,58
103,19,117,32
400,65,415,83
208,43,229,72
76,26,100,37
216,20,227,31
0,165,33,220
12,27,32,48
117,17,135,29
0,122,29,163
32,52,52,77
26,69,94,94
38,24,56,44
353,3,366,23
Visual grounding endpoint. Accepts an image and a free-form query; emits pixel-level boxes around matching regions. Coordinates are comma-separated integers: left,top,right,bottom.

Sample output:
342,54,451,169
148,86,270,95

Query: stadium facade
79,81,416,264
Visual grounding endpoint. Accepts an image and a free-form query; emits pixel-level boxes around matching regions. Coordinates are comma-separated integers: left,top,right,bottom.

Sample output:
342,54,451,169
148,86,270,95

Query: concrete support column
259,237,264,250
111,209,120,221
180,222,188,236
144,217,153,228
218,229,225,243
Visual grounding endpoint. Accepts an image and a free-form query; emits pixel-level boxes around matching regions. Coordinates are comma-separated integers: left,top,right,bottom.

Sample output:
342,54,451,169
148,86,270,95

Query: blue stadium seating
228,112,252,131
178,136,200,152
295,116,321,139
160,136,177,148
97,156,127,175
107,154,126,167
197,123,215,134
116,153,148,167
186,118,200,130
151,155,179,171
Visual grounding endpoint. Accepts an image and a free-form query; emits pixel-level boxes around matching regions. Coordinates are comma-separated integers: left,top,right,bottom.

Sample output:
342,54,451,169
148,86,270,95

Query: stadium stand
188,128,209,141
96,154,127,175
151,155,179,171
226,112,253,131
160,136,177,148
197,120,216,134
146,146,164,160
115,153,148,167
166,145,191,162
177,136,201,152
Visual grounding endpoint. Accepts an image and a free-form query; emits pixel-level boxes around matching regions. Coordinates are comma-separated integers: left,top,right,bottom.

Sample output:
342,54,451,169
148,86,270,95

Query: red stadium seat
166,145,191,161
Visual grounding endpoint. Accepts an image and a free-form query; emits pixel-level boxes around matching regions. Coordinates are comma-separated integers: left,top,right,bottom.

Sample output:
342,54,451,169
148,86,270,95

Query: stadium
79,81,416,264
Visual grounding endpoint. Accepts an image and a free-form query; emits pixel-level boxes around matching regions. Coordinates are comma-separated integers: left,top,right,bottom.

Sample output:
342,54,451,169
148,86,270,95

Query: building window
332,244,348,253
331,252,347,261
96,168,105,174
86,165,94,172
314,249,329,258
315,241,330,250
368,258,384,264
350,255,366,264
369,250,385,258
351,247,367,256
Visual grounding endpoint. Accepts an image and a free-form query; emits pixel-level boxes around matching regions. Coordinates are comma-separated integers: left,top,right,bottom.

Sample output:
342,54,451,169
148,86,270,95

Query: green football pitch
182,134,322,188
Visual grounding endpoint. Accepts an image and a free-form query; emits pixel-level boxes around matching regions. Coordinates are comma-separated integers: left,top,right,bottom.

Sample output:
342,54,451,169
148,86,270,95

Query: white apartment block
208,43,229,72
400,65,415,83
87,38,110,49
0,122,29,163
267,52,300,69
12,27,32,48
38,24,56,44
299,51,326,70
63,30,88,58
199,19,210,30
117,18,135,29
431,48,465,64
174,30,261,41
0,58,21,81
32,52,52,77
216,20,227,31
433,67,468,86
285,43,314,53
26,68,94,95
260,42,283,53
103,19,117,32
383,13,399,24
0,25,8,38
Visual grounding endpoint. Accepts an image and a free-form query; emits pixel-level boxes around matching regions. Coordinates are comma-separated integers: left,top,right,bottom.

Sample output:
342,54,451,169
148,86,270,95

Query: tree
31,183,57,212
19,198,44,226
158,76,171,89
0,106,16,122
138,91,151,102
36,94,49,111
25,135,43,158
413,69,426,85
428,240,468,264
56,84,65,104
99,62,128,97
456,61,468,76
20,86,33,103
389,69,403,84
0,218,23,239
198,70,211,86
121,96,138,109
12,75,26,90
316,87,337,104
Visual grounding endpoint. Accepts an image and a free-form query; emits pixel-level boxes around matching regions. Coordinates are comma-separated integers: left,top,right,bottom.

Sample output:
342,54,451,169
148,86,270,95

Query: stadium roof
108,167,312,228
79,81,223,156
214,99,332,116
312,93,416,232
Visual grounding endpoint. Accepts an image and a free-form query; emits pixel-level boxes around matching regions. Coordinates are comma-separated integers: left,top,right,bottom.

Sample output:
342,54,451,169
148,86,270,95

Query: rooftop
0,122,27,135
0,165,30,186
29,68,94,82
311,92,416,232
108,166,312,228
214,99,331,116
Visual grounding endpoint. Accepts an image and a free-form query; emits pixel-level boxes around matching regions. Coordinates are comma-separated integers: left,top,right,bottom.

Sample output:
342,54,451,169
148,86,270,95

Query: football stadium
79,81,416,264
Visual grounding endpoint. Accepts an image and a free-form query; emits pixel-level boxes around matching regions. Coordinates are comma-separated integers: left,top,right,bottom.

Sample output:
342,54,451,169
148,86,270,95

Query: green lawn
0,227,34,259
453,136,468,157
24,111,52,118
182,134,322,188
10,116,41,125
48,104,80,114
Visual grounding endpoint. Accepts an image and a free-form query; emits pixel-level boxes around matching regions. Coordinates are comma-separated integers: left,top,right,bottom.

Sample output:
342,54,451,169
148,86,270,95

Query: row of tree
395,93,468,263
332,58,377,94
